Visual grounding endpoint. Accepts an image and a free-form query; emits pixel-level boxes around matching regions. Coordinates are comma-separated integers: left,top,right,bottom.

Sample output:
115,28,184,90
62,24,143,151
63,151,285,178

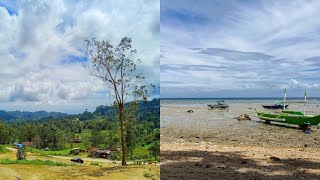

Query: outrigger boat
208,100,229,110
256,89,320,126
262,100,288,109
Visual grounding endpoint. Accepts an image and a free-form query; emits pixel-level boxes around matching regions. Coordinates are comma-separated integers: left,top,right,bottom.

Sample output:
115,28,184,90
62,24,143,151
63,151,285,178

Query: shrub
0,145,8,154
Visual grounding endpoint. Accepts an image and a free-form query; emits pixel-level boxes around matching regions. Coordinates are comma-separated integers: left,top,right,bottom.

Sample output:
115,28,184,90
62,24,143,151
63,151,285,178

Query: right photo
160,0,320,179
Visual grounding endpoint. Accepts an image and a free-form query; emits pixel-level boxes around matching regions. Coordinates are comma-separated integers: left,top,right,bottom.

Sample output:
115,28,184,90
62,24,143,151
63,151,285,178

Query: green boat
256,110,320,126
256,89,320,126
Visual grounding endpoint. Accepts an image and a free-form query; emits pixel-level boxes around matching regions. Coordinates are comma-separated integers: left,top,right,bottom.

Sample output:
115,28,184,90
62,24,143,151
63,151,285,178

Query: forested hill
84,98,160,127
0,99,160,155
0,98,160,123
94,98,160,116
0,110,68,121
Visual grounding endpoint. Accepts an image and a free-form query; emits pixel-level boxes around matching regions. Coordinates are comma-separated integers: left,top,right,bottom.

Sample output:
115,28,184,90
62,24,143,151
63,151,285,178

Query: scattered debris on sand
237,114,251,121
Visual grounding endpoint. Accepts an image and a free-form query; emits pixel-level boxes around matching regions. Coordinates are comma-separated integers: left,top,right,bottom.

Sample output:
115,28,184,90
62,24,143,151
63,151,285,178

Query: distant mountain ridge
0,98,160,123
0,110,68,121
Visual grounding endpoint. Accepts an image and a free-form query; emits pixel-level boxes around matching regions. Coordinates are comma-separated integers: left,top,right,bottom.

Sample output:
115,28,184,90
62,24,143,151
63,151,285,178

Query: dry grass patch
0,164,159,180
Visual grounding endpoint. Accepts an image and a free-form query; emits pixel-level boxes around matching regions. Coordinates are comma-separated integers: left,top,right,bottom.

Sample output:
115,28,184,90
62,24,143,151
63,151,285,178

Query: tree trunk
119,103,126,165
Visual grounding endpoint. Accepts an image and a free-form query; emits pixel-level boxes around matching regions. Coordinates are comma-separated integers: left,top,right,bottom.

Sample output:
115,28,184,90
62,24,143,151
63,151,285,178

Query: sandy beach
160,102,320,179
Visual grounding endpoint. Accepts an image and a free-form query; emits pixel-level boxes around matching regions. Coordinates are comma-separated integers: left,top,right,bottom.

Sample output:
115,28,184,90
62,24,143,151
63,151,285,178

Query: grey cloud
161,64,226,72
305,56,320,62
304,56,320,66
161,86,316,98
10,84,40,102
160,45,168,59
193,48,274,61
161,81,184,84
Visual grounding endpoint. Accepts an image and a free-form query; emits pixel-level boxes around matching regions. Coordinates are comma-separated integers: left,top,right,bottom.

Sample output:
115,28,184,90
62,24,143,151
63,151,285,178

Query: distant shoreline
161,97,320,100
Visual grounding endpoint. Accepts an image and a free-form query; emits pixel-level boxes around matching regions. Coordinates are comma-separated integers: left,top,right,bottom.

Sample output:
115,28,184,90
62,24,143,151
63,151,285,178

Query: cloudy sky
0,0,159,113
161,0,320,98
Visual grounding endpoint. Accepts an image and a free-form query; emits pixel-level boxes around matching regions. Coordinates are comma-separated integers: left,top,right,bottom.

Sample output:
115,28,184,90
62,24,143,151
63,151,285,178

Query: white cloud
0,0,159,113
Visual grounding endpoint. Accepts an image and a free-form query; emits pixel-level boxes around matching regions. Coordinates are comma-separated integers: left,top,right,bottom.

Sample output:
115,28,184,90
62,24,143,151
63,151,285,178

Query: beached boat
208,100,229,109
262,101,288,109
256,110,320,126
256,89,320,126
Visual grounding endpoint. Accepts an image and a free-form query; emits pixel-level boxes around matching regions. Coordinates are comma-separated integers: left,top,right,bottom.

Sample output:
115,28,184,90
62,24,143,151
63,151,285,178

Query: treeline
0,110,68,121
0,99,160,159
92,98,160,128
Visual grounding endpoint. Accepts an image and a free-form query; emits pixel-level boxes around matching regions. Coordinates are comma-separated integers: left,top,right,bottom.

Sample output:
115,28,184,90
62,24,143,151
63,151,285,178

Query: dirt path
51,155,121,163
0,166,21,179
6,147,17,152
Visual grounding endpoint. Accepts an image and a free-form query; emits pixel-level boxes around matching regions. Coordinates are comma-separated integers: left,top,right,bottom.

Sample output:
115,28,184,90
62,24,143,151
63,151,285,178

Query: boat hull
262,104,288,109
256,111,320,126
208,105,229,109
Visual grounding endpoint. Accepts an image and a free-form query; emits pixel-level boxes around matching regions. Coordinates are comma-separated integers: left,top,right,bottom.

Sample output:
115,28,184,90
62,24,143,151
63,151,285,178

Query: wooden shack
70,148,81,155
87,147,111,158
21,141,34,147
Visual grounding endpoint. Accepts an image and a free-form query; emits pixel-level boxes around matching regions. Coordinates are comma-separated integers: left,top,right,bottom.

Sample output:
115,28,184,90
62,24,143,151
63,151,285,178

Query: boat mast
304,90,307,116
283,88,287,111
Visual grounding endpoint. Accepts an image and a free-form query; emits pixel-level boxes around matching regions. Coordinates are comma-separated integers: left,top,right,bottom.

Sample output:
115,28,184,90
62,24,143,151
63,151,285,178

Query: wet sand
161,104,320,179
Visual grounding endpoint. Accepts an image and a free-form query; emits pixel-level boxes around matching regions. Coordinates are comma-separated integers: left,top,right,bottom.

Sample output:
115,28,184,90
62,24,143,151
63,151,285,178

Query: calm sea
160,98,320,107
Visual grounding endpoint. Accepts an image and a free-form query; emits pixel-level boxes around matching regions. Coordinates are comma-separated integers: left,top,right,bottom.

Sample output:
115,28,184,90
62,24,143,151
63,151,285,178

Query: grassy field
0,146,160,179
27,147,73,156
0,164,159,180
0,158,70,166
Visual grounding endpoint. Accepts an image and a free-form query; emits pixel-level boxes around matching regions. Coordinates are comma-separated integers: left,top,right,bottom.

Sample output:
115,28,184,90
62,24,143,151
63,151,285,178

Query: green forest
0,98,160,161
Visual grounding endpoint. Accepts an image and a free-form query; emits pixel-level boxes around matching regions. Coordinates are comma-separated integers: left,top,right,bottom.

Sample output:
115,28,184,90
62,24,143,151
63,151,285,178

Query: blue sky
161,0,320,98
0,0,159,113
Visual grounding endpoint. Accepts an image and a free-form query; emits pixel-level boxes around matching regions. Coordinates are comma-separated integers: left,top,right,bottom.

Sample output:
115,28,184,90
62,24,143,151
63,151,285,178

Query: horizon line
161,97,320,99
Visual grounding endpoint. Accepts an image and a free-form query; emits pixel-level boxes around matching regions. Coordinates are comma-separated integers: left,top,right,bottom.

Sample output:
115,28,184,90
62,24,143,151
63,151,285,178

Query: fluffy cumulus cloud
161,0,320,98
0,0,159,113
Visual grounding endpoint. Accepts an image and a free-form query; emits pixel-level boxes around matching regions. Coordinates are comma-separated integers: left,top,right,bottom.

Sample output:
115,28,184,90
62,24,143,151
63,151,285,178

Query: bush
143,172,156,180
0,145,8,154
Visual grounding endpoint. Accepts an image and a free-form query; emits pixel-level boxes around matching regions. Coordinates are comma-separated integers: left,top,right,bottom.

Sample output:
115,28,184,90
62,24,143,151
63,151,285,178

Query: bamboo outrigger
256,89,320,126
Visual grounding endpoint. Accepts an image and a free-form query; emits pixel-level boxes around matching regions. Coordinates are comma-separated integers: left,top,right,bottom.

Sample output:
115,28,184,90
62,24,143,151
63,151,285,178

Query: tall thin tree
85,37,153,165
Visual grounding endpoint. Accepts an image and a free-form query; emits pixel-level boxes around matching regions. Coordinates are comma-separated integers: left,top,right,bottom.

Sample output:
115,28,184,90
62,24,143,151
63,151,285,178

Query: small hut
73,137,82,143
106,146,119,159
21,141,34,147
70,148,81,155
87,147,111,158
87,147,99,157
94,150,110,158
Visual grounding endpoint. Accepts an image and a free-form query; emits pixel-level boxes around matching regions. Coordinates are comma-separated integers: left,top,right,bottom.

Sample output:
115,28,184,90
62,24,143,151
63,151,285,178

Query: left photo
0,0,160,179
